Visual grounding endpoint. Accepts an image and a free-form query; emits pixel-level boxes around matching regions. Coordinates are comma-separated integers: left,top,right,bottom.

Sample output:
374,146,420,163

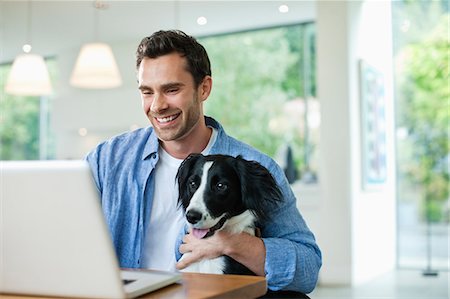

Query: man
87,30,321,294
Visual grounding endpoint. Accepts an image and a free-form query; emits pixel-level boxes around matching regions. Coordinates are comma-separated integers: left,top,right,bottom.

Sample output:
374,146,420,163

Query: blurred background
1,1,448,298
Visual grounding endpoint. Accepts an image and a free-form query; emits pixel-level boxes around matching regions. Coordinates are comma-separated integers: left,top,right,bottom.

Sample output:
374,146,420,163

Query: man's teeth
157,114,178,123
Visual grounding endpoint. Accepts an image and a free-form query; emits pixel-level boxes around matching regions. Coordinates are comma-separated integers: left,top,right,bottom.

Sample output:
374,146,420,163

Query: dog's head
176,154,282,238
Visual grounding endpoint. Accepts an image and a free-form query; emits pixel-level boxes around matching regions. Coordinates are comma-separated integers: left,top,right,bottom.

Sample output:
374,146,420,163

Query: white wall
52,42,148,159
351,1,396,285
299,0,396,286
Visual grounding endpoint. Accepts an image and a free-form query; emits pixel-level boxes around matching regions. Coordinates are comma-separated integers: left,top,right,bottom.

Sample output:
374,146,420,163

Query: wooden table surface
1,272,267,299
143,272,267,299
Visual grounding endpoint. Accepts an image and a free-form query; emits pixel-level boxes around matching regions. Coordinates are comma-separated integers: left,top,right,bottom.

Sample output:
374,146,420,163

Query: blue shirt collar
141,116,224,161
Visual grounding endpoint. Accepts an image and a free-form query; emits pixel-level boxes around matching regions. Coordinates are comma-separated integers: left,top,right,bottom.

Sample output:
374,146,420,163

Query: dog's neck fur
221,210,256,236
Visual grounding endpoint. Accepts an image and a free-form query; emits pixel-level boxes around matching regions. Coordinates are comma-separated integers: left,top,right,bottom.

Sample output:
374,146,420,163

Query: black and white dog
176,154,282,275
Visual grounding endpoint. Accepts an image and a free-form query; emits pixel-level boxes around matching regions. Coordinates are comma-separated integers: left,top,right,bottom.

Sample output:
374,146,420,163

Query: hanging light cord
174,0,180,29
93,0,108,42
23,0,32,53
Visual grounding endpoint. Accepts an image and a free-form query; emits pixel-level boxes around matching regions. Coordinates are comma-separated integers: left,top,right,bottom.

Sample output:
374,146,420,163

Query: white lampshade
70,42,122,89
5,53,53,96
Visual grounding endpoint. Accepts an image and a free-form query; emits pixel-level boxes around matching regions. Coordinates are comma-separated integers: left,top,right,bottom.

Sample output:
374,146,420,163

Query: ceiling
0,0,316,64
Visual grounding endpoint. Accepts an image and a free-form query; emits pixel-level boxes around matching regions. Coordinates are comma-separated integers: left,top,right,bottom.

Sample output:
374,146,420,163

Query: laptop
0,160,181,299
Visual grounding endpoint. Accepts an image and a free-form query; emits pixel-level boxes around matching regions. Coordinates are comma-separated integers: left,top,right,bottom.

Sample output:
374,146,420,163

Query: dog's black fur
176,153,282,275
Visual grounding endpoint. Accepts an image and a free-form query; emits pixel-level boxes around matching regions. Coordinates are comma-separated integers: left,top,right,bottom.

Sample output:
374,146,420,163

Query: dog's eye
189,180,198,189
216,182,228,191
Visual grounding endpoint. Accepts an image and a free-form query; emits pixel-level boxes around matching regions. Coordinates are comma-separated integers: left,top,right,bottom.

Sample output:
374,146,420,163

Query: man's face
137,53,208,143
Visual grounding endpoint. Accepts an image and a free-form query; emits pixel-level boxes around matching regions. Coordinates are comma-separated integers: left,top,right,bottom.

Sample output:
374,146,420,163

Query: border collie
176,154,282,275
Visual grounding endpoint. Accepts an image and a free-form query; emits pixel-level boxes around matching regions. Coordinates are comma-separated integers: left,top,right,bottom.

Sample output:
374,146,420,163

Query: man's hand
176,229,266,276
176,230,229,270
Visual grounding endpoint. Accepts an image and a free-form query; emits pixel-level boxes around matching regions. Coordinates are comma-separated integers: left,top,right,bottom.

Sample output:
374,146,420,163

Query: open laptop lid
0,160,180,299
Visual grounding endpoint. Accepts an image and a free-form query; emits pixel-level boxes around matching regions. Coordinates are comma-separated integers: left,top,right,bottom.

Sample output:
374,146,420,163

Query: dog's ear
176,153,203,210
233,156,283,221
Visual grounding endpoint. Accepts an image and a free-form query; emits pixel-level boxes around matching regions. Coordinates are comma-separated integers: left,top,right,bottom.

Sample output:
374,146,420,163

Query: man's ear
199,76,212,102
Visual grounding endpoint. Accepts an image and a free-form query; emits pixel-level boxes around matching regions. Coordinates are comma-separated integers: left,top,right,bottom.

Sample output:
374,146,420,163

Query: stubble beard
152,95,202,143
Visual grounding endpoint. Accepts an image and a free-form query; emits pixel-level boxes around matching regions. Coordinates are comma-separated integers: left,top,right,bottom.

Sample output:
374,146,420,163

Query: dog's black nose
186,210,202,224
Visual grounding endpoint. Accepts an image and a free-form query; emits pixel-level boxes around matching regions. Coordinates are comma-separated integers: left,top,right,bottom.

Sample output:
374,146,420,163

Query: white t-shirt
142,127,217,271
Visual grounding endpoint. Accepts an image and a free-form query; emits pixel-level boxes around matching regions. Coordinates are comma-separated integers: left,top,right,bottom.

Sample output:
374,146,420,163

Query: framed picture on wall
359,60,387,190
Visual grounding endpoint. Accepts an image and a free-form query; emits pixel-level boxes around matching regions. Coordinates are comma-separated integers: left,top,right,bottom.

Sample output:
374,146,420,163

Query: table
1,272,267,299
144,272,267,298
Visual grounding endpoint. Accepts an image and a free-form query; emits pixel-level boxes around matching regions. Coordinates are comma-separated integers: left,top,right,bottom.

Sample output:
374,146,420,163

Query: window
392,1,449,271
199,23,319,184
0,59,56,160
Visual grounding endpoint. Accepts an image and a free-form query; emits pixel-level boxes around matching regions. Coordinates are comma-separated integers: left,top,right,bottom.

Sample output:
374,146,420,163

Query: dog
176,153,282,275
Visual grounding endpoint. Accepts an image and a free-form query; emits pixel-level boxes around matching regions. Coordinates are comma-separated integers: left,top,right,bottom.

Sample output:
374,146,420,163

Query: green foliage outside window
0,60,55,160
199,24,317,181
0,64,39,160
393,0,449,223
397,15,449,222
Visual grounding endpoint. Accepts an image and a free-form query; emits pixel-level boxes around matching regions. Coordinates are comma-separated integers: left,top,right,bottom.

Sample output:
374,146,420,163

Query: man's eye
167,88,178,94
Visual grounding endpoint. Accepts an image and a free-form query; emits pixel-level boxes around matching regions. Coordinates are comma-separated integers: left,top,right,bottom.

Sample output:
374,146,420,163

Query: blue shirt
86,116,322,293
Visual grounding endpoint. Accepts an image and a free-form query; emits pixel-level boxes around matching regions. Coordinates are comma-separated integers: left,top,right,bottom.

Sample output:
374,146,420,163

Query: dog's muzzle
188,213,229,239
186,209,203,224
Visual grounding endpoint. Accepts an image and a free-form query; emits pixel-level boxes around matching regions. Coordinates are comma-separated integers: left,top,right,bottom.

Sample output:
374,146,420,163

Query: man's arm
176,230,266,276
175,156,322,293
175,194,321,292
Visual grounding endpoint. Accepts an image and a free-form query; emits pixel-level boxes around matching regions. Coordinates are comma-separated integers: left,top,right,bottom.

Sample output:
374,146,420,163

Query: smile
155,113,180,124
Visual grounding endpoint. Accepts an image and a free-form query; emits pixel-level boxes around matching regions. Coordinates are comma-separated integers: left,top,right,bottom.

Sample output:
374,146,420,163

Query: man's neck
160,124,212,160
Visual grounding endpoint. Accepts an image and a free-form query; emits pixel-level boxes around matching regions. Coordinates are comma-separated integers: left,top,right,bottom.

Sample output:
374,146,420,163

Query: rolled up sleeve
263,236,321,293
261,166,322,293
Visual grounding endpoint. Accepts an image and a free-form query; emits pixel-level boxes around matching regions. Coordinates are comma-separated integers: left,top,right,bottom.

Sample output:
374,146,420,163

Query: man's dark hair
136,30,211,87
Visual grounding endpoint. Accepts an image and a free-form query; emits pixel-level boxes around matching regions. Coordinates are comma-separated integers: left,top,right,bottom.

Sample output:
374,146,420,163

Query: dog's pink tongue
192,228,209,239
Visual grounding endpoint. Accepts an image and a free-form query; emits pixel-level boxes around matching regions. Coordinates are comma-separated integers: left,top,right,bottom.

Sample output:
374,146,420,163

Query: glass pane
199,23,319,184
0,60,55,160
392,0,449,271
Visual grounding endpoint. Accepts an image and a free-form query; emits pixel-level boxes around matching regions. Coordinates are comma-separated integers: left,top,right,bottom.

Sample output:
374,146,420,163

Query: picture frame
359,60,387,190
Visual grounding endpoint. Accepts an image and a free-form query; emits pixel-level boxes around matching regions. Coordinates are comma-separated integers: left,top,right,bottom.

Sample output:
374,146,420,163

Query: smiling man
138,51,212,159
86,30,321,296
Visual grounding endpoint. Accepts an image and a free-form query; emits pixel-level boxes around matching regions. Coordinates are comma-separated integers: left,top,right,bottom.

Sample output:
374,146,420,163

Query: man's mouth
155,113,180,124
191,216,228,239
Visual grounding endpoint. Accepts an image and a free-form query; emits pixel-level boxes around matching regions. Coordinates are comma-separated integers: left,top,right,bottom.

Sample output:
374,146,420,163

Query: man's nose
150,94,169,113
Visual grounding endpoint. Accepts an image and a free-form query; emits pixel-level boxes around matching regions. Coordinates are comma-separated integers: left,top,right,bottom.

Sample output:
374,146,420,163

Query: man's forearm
223,232,266,276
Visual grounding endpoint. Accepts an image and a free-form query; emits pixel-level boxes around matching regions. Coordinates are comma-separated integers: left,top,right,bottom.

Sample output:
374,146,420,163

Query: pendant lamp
70,1,122,89
5,1,52,96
